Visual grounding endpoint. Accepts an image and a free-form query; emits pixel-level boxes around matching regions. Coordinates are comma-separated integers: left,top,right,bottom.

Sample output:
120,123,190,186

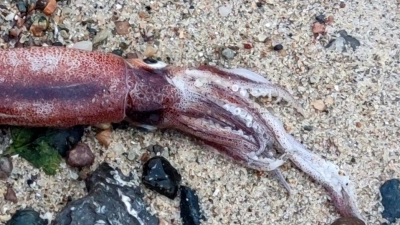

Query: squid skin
0,47,362,219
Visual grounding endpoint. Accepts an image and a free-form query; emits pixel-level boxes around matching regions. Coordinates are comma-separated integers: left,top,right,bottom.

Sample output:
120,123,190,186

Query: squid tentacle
161,65,360,218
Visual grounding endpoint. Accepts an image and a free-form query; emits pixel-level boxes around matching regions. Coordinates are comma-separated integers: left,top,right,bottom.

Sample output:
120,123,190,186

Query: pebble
303,125,313,131
218,6,231,17
256,34,268,43
142,156,182,199
4,186,18,203
95,129,112,148
326,30,360,52
309,76,320,84
311,100,326,111
45,126,85,157
0,157,13,180
72,41,93,51
273,44,283,51
330,217,365,225
43,0,57,15
29,14,49,37
5,209,46,225
380,179,400,224
180,186,205,225
66,143,95,168
53,163,159,225
114,20,130,35
221,48,235,59
92,29,110,46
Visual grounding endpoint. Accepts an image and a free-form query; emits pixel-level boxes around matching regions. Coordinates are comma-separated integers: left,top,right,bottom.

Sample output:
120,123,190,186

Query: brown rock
144,45,157,58
67,143,95,167
43,0,57,15
114,20,130,35
311,100,326,111
95,129,112,147
4,186,17,203
312,22,326,34
330,217,365,225
243,43,253,49
0,157,12,180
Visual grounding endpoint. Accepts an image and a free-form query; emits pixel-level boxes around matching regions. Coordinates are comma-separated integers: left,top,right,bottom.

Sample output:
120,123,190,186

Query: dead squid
0,47,361,219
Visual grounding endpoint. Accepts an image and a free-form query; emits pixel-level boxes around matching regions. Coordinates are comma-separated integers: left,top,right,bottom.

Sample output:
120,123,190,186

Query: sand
0,0,399,224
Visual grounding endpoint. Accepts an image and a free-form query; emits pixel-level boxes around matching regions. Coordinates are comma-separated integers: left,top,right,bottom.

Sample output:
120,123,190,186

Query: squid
0,47,361,219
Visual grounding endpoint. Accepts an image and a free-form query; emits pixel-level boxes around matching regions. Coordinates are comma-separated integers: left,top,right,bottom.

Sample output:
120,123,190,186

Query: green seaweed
4,127,62,175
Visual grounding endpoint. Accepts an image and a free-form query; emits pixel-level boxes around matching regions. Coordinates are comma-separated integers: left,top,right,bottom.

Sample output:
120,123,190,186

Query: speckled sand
0,0,399,224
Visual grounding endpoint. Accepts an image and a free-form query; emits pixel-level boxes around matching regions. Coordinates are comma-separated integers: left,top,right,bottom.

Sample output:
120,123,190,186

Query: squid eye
143,58,158,64
143,58,168,69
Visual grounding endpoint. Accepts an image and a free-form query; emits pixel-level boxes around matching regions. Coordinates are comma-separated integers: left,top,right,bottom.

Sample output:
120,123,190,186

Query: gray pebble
309,76,320,84
92,29,110,46
221,48,235,59
326,30,360,52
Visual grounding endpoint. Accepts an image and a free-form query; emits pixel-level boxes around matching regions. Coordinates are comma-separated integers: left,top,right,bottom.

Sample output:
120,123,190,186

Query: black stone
6,209,46,225
273,44,283,51
380,179,400,224
315,14,325,23
112,49,123,56
44,126,84,157
303,125,313,131
53,163,159,225
180,186,205,225
142,156,182,199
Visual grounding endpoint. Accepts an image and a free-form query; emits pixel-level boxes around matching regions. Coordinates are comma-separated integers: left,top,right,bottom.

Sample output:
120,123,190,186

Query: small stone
4,186,18,203
29,14,49,37
180,186,205,225
309,76,319,84
5,13,15,21
95,129,112,147
311,100,326,111
114,20,130,35
303,125,313,131
330,217,365,225
142,156,182,199
315,14,325,23
144,45,157,58
43,0,57,15
221,48,235,59
140,152,150,163
339,2,346,8
355,122,362,128
72,41,93,51
243,43,252,49
66,143,95,168
218,6,231,17
16,1,27,13
326,30,360,52
325,97,334,105
380,179,400,224
127,152,137,161
312,22,326,35
0,157,13,180
111,49,123,56
53,163,159,225
326,15,334,24
256,34,268,43
273,44,283,51
92,29,110,46
5,209,46,225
